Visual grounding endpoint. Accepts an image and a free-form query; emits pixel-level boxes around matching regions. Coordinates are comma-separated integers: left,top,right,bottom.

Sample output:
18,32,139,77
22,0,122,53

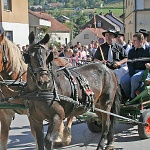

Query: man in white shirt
116,31,131,54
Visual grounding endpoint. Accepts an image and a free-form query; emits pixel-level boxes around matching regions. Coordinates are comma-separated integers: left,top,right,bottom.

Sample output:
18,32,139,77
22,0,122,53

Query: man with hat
94,29,128,84
139,29,149,46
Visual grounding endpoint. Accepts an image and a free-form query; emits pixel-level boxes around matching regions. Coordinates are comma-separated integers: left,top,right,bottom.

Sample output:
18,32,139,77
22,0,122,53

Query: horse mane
53,57,72,67
2,37,27,73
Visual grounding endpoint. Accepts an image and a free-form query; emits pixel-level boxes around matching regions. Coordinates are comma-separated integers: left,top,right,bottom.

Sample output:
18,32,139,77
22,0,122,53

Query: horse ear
0,32,5,43
46,51,54,64
29,31,35,45
39,34,50,45
23,53,30,64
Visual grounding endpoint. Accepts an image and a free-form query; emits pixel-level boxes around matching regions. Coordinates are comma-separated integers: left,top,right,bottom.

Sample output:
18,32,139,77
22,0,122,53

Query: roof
80,14,120,31
28,10,71,32
98,15,120,30
87,28,105,38
50,2,62,8
57,15,70,20
105,13,123,24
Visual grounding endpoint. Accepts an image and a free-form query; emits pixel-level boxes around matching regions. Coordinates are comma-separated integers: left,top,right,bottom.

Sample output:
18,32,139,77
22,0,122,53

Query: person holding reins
93,29,128,84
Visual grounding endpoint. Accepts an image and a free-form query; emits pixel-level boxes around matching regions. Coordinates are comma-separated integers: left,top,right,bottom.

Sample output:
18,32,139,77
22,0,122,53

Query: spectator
92,42,99,57
72,48,80,66
26,45,29,51
120,33,150,101
64,48,73,63
22,46,26,54
88,43,93,58
58,46,65,57
91,40,95,48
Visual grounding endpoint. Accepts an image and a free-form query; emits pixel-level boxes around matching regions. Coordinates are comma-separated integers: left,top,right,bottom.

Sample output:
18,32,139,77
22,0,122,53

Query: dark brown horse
0,32,72,150
24,32,121,150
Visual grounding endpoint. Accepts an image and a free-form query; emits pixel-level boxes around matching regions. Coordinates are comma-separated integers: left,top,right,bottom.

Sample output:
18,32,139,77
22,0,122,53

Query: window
84,34,89,39
5,31,13,41
65,38,67,45
97,21,102,28
4,0,11,11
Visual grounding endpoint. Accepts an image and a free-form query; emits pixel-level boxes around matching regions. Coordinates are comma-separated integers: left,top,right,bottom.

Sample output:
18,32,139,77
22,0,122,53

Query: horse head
24,32,53,90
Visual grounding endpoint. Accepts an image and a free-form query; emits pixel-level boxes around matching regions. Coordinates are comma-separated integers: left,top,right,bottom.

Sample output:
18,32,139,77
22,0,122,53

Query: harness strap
71,70,95,112
62,67,78,102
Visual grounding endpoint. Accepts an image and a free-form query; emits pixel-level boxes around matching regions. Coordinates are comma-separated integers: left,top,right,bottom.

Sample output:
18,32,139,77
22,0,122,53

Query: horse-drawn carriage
0,32,150,150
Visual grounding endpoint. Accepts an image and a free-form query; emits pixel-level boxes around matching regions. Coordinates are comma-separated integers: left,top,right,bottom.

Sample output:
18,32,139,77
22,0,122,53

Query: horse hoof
105,145,114,150
62,140,71,146
54,137,63,147
54,141,62,147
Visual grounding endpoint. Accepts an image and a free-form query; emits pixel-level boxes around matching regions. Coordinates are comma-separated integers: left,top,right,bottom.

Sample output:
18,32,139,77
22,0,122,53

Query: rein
0,89,148,127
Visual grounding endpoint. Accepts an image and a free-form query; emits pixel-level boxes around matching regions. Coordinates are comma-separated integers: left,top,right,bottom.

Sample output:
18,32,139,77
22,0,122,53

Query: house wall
0,0,29,46
0,0,28,23
50,32,71,45
2,22,29,46
145,0,150,9
124,0,150,42
72,29,99,46
124,12,135,41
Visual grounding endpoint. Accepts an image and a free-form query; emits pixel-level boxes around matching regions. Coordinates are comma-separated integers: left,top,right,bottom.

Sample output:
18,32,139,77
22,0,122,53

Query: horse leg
29,118,44,150
96,105,112,150
0,110,15,150
62,116,74,146
54,121,64,147
105,115,115,150
44,114,63,150
28,117,39,150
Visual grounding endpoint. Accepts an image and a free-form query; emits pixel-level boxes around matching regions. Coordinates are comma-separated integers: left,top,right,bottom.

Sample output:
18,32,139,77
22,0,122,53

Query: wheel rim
145,118,150,134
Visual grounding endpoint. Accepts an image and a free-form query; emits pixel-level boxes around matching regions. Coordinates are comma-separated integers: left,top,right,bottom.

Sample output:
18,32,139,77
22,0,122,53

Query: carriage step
0,103,26,109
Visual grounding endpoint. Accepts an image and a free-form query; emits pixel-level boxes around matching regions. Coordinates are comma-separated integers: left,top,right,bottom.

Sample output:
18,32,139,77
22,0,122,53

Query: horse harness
60,67,95,111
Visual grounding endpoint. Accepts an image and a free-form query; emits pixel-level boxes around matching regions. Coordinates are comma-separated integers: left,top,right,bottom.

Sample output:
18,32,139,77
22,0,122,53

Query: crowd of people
17,28,150,104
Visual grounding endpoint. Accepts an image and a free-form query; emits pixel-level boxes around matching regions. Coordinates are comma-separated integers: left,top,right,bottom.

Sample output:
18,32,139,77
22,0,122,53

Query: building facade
0,0,29,46
124,0,150,41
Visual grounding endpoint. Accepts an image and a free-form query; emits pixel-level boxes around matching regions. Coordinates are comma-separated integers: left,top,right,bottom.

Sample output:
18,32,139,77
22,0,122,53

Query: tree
75,13,89,28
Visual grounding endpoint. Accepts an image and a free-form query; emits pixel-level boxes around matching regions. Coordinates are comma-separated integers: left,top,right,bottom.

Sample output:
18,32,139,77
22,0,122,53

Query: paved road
7,114,150,150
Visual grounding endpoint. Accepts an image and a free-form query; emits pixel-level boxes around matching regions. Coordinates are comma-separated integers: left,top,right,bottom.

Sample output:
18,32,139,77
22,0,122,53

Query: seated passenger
93,29,128,84
120,33,150,102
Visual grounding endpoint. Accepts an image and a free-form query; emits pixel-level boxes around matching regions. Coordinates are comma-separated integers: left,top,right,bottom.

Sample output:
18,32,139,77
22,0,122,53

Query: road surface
7,114,150,150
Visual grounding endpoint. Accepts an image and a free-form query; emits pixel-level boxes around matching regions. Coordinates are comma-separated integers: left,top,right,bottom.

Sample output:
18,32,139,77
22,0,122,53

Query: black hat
116,31,124,36
139,29,149,37
102,29,118,38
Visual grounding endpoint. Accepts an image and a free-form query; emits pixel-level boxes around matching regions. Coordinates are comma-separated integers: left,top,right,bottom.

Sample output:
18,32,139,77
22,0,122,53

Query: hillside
28,0,123,8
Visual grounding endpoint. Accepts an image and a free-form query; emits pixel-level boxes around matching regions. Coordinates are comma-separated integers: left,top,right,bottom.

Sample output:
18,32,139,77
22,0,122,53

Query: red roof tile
29,10,71,32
